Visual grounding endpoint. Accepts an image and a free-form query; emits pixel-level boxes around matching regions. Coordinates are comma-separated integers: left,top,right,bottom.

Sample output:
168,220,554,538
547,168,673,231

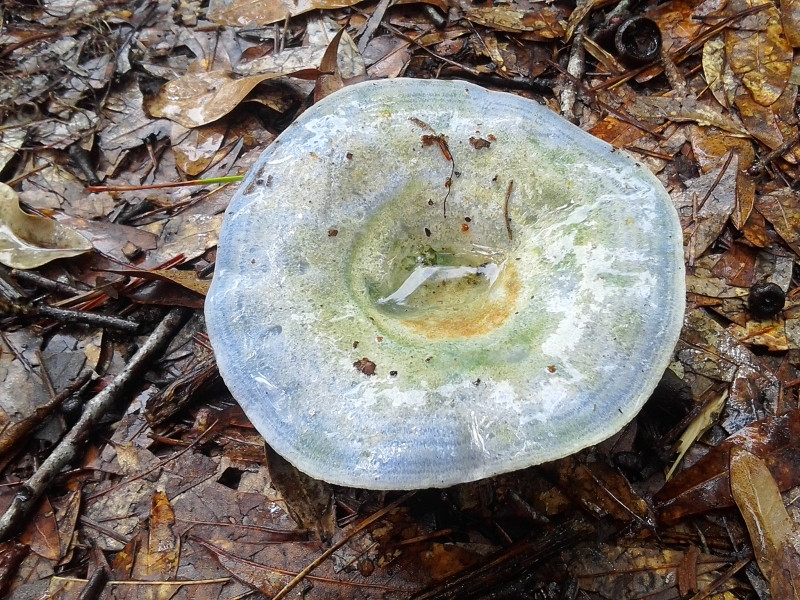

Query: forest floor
1,0,800,598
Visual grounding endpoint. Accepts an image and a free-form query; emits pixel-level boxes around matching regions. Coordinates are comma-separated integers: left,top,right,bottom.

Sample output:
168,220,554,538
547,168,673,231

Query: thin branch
0,307,190,541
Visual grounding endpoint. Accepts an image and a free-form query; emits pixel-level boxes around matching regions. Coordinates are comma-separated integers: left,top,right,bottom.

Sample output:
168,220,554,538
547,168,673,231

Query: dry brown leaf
0,182,93,269
724,0,793,106
628,94,747,134
702,35,732,108
674,153,738,261
171,122,227,176
734,82,800,164
131,492,181,580
730,447,800,598
149,71,290,129
689,126,756,229
782,0,800,46
755,189,800,251
207,0,363,26
464,6,565,37
570,544,732,598
19,497,61,561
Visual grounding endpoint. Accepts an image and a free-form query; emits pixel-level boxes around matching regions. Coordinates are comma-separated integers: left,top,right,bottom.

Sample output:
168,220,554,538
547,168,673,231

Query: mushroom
205,79,685,490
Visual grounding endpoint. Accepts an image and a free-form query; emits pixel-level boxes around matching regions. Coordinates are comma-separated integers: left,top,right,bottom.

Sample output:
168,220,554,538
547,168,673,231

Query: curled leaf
0,182,92,269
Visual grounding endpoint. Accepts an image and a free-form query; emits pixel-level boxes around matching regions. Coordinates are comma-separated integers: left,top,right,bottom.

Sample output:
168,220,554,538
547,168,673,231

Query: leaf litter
1,0,800,597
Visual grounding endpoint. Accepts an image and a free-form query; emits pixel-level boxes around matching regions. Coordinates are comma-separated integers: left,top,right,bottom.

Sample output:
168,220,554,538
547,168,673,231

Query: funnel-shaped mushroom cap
206,79,685,490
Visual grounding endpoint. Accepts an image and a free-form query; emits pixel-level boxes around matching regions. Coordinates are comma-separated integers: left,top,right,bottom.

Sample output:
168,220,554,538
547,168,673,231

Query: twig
560,23,585,121
271,491,416,600
0,296,141,333
0,307,190,541
357,0,393,53
697,151,735,212
504,180,514,240
747,129,800,176
10,269,85,296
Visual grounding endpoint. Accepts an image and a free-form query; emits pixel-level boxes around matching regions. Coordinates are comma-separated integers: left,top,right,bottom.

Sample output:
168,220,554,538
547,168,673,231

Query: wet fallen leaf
740,209,771,247
196,538,286,596
709,243,758,288
0,542,30,597
636,0,727,82
724,0,793,106
729,318,788,351
628,94,747,134
689,126,756,229
703,35,734,109
134,492,180,581
588,116,648,149
734,82,800,164
235,17,365,80
0,182,92,269
315,27,348,102
673,153,738,261
656,410,800,523
55,491,81,565
782,0,800,46
730,447,800,598
755,189,800,252
99,78,172,167
676,308,779,434
543,456,654,526
563,0,603,41
666,390,728,480
266,446,336,541
19,497,60,561
0,122,27,174
143,213,224,265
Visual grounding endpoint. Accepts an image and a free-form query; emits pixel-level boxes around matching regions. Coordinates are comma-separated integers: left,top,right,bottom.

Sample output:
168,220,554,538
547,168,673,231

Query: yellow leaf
724,0,793,106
